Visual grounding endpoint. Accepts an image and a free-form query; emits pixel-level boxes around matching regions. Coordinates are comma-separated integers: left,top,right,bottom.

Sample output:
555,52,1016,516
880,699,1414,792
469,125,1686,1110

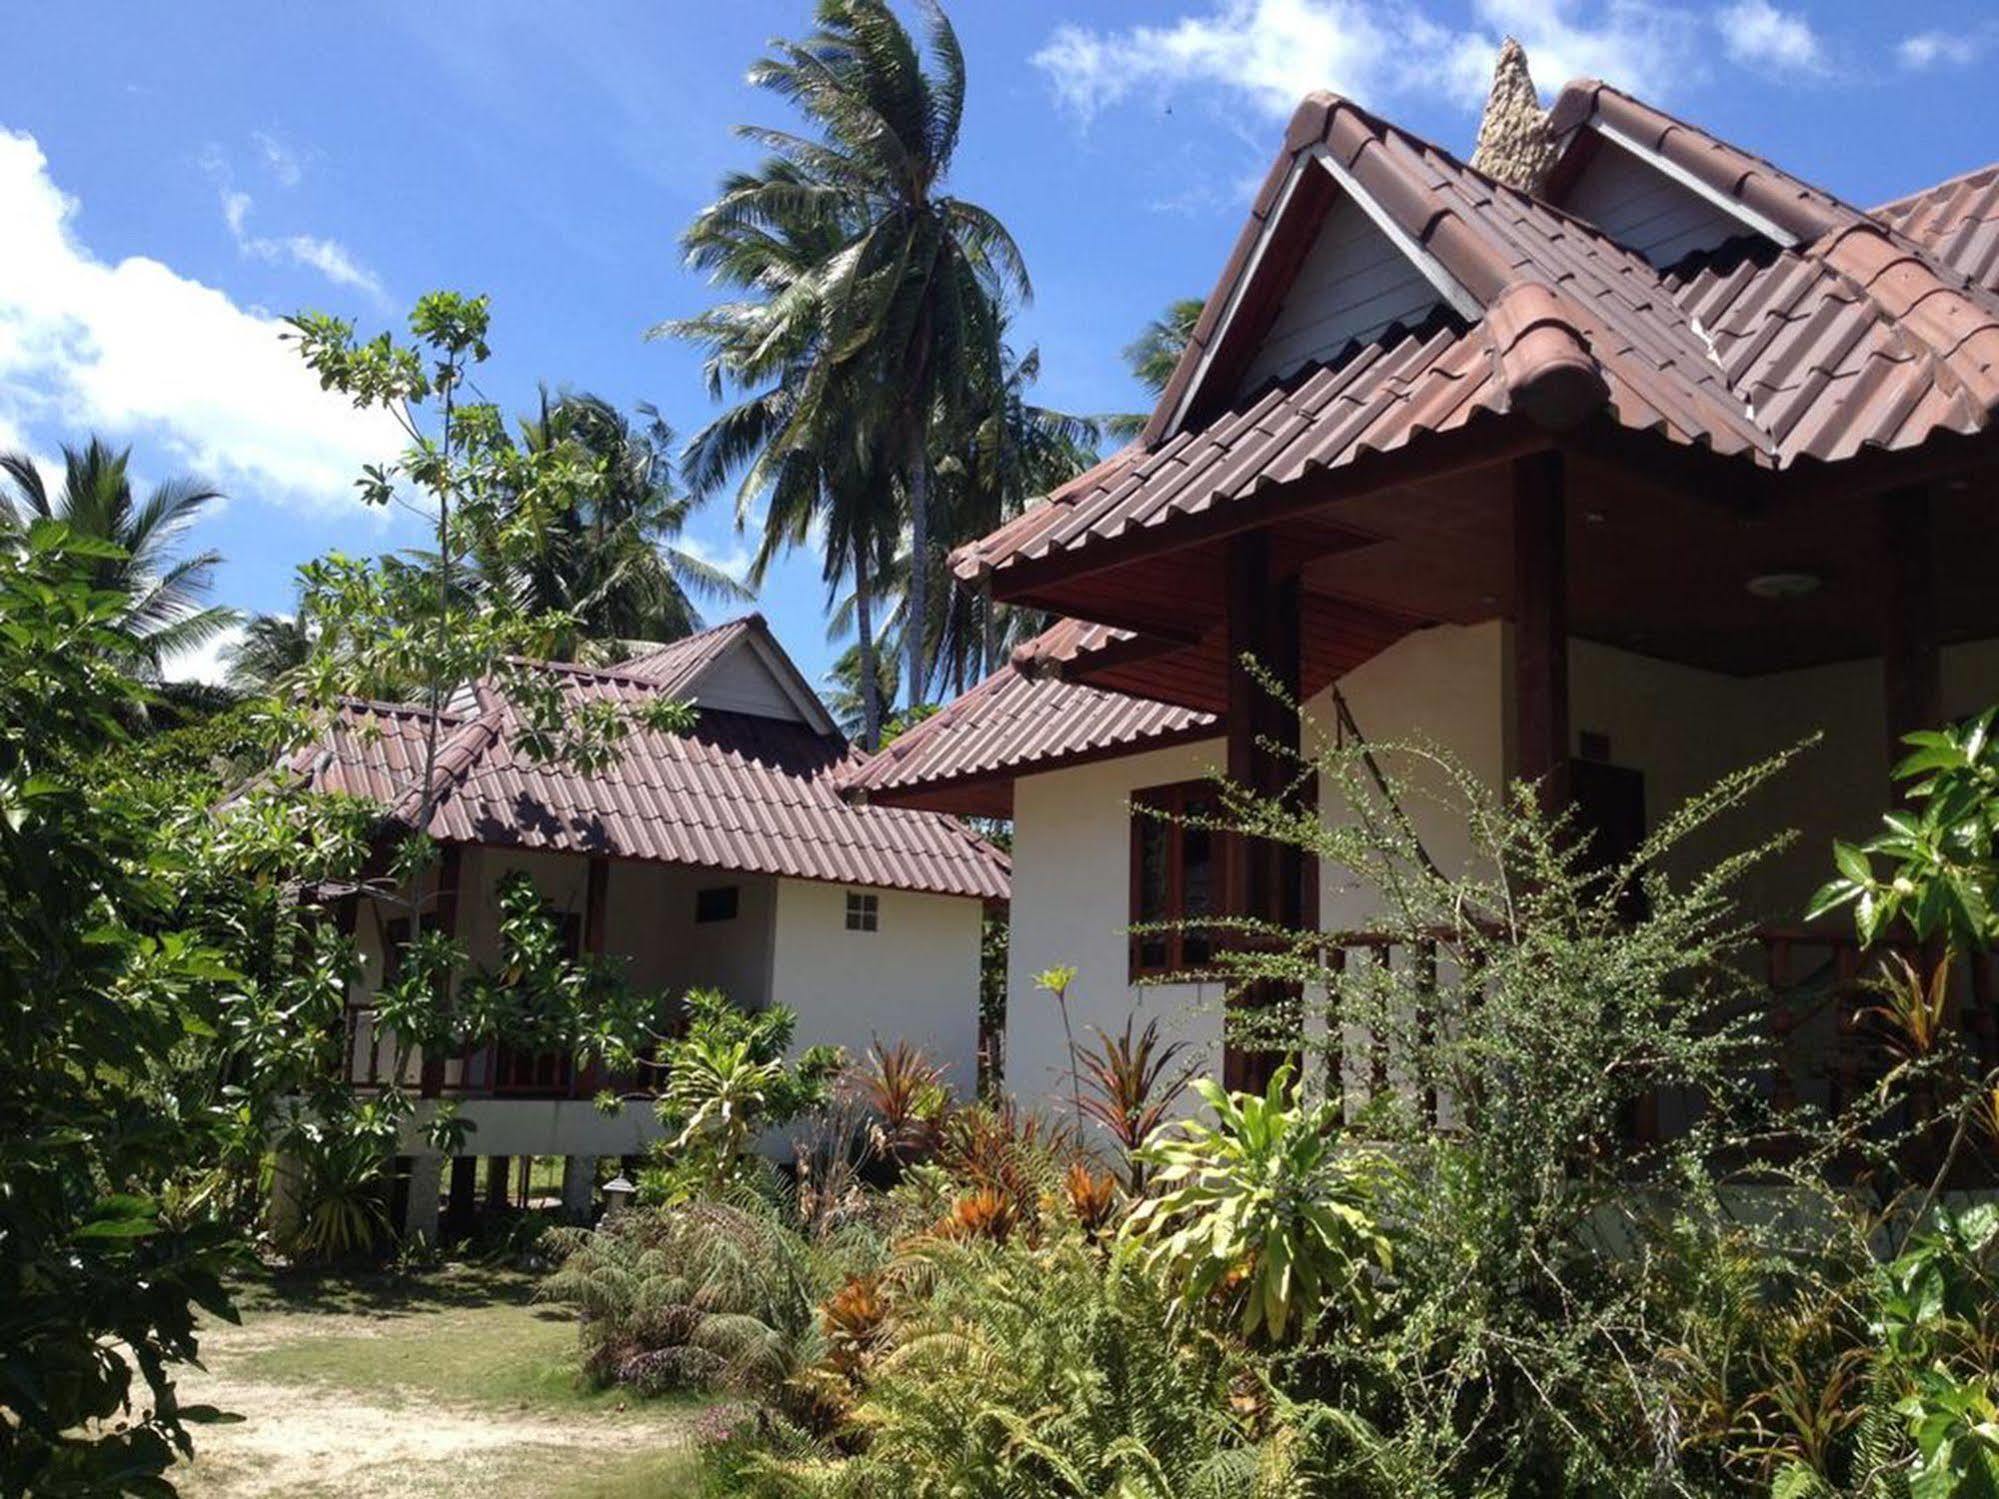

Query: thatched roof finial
1470,37,1559,195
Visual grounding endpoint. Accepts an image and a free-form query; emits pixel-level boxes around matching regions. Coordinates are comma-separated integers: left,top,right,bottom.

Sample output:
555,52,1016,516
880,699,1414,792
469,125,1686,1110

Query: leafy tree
0,521,241,1494
1107,296,1202,438
488,392,749,654
646,989,843,1202
0,438,238,674
670,160,902,749
225,602,315,693
921,342,1097,693
671,0,1028,714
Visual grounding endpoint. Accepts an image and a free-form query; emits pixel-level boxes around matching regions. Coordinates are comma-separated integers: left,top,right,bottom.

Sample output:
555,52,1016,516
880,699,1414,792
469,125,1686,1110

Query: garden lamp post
600,1174,637,1217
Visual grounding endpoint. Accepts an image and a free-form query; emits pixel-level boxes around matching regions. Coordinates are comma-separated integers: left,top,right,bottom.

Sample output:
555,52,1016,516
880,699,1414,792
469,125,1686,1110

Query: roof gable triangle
1144,100,1482,444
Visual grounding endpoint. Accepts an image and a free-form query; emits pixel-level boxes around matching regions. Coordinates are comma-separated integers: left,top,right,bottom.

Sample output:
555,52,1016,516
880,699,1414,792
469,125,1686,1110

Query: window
1130,780,1221,980
845,890,879,932
695,886,740,924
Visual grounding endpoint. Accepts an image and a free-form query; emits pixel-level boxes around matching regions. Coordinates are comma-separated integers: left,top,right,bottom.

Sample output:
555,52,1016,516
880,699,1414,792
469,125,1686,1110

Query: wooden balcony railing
1310,924,1999,1145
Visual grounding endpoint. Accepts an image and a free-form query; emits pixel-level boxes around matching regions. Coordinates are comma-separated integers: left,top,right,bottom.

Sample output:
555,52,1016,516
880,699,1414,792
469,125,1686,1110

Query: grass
173,1261,709,1498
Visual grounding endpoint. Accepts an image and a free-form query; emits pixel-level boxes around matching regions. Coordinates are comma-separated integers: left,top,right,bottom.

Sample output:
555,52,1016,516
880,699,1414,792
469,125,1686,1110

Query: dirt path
171,1269,704,1498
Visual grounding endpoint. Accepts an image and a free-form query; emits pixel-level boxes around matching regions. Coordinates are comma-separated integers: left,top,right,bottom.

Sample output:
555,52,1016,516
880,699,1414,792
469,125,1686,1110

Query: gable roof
620,614,837,735
283,632,1008,901
837,621,1216,816
953,85,1999,595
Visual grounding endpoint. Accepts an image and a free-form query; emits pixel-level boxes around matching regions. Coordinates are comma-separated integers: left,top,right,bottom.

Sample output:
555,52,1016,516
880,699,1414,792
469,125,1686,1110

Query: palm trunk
903,421,929,713
854,538,882,751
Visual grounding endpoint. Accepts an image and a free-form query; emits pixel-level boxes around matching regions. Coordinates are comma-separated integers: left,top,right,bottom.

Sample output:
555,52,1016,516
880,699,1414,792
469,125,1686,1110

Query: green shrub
644,989,842,1203
722,1235,1295,1498
1125,1063,1394,1342
541,1195,878,1420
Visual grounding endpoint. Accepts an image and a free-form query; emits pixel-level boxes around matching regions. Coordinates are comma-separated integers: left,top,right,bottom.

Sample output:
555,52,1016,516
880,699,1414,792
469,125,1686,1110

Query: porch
964,442,1999,1100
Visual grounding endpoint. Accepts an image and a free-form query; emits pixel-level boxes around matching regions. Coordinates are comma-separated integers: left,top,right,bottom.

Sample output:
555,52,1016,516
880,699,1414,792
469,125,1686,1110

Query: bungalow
844,64,1999,1124
280,615,1007,1240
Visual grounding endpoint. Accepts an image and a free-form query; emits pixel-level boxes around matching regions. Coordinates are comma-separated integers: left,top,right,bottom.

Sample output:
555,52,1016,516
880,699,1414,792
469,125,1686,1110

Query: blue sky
3,0,1995,693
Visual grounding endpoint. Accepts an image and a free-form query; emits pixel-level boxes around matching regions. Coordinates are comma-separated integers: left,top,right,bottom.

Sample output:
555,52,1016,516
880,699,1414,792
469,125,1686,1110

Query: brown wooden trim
988,419,1546,608
1879,483,1940,782
1513,450,1572,812
1222,532,1305,1095
1127,778,1223,982
419,844,463,1100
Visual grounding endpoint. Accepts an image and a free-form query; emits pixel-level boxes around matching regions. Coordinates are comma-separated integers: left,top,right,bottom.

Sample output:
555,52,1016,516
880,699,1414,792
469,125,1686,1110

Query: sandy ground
169,1277,703,1498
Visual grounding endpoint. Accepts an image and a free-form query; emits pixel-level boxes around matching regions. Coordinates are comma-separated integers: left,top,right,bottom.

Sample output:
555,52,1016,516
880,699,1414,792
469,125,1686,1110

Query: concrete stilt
485,1154,512,1209
560,1155,597,1223
268,1150,306,1244
403,1155,443,1245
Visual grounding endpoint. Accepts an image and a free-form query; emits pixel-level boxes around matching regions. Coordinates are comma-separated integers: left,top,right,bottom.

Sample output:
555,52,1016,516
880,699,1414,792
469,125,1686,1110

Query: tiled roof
839,623,1217,811
289,655,1009,901
952,85,1999,590
1875,163,1999,295
616,618,757,693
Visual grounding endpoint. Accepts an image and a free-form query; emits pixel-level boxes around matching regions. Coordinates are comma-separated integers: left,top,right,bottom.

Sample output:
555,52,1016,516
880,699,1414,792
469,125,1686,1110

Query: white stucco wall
348,848,983,1156
767,877,986,1092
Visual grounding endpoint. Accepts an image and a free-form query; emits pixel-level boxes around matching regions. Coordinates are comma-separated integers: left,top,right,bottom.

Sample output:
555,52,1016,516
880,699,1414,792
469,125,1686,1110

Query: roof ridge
1873,160,1999,220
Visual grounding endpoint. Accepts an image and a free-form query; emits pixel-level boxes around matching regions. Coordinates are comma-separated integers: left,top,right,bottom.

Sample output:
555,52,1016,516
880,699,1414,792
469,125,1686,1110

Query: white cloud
251,129,305,188
0,129,401,512
1898,28,1983,70
1715,0,1828,75
163,620,245,687
679,533,755,582
1032,0,1706,122
206,151,387,304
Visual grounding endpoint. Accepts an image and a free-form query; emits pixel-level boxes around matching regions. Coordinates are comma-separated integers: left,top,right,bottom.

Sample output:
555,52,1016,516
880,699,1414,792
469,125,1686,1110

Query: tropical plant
482,392,749,653
542,1196,874,1417
225,603,316,692
1811,709,1999,954
0,522,242,1494
272,1106,395,1263
1125,1063,1394,1342
857,1038,950,1170
669,0,1028,714
0,437,238,674
1108,296,1202,437
647,989,843,1201
1075,1013,1194,1189
717,1235,1289,1497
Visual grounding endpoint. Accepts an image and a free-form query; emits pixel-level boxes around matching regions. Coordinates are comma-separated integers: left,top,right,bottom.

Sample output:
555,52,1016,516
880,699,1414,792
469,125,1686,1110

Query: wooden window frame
1129,778,1223,982
845,890,879,933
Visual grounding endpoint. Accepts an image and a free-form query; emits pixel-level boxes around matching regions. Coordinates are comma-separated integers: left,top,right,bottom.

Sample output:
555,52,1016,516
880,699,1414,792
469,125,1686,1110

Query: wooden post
484,1155,511,1211
577,856,610,1097
447,1157,476,1234
1221,531,1305,1095
1879,484,1940,782
1513,451,1571,812
419,844,463,1099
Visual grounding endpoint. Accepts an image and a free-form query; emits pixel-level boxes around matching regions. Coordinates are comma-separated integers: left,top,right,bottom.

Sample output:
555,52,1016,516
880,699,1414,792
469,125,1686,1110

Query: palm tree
488,393,750,656
1109,297,1204,439
671,161,901,748
226,609,314,693
926,343,1099,691
670,0,1028,714
0,438,237,674
824,637,898,741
